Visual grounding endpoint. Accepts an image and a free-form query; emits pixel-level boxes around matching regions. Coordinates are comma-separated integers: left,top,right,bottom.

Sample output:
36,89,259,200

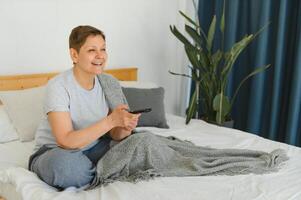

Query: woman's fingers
132,113,141,119
110,105,141,128
124,117,138,129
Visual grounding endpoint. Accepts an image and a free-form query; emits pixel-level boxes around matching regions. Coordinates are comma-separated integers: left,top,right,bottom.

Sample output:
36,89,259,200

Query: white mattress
1,114,301,200
0,140,34,200
0,140,34,171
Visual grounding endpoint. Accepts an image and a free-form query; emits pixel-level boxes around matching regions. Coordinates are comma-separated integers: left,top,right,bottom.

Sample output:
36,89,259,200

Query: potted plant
169,6,270,126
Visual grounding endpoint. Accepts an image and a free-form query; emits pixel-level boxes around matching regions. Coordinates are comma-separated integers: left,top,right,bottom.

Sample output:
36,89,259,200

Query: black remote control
129,108,152,114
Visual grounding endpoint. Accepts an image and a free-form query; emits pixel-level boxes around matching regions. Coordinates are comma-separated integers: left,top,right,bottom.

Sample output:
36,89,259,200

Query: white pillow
0,86,46,142
0,104,19,143
119,81,158,88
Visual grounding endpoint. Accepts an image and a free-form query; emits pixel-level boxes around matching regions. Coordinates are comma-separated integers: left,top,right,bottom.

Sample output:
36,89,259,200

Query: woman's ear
69,48,79,64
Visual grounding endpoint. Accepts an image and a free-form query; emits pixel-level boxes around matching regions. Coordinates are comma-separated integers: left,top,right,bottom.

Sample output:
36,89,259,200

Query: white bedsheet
1,114,301,200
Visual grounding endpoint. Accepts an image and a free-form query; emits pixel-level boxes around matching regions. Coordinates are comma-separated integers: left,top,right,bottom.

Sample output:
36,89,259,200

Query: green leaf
185,45,203,72
220,0,226,52
231,64,271,106
170,25,194,48
185,25,202,47
184,44,211,75
222,34,253,79
199,50,211,69
252,21,271,40
207,15,216,52
179,11,208,44
220,0,225,35
213,93,230,124
211,50,223,71
179,11,199,28
168,70,193,79
191,68,199,81
222,22,270,80
186,89,198,124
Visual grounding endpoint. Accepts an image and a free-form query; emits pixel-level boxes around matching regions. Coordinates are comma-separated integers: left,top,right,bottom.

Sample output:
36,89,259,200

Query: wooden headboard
0,67,137,91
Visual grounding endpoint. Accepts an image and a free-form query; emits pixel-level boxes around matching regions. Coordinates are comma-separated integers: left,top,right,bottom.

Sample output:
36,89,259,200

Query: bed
0,67,301,200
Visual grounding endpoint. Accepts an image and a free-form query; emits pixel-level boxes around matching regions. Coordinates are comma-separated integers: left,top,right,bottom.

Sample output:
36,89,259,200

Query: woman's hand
108,104,141,130
108,104,141,141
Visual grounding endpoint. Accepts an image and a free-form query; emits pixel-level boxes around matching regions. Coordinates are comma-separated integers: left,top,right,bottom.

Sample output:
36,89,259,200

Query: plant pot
203,118,234,128
222,120,234,128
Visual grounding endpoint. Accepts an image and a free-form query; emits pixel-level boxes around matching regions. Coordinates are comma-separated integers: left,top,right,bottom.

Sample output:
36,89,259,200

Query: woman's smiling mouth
92,62,103,66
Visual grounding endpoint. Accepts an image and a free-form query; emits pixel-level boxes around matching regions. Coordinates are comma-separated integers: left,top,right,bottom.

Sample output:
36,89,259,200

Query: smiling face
70,34,107,75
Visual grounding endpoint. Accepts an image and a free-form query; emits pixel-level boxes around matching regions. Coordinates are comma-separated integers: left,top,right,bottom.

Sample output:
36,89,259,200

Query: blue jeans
30,137,111,189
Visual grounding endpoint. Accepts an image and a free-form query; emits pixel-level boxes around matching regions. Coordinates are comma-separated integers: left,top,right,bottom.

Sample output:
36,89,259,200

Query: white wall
0,0,196,116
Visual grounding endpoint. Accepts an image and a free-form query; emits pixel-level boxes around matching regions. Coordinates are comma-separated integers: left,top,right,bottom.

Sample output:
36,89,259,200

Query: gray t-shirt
33,69,109,152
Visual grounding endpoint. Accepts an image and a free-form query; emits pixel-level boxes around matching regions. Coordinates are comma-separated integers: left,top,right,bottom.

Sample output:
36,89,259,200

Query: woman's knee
33,148,95,188
132,132,157,143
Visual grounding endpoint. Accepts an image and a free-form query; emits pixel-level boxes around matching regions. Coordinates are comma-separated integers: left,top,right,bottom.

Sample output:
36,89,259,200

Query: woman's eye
101,48,106,51
88,49,95,52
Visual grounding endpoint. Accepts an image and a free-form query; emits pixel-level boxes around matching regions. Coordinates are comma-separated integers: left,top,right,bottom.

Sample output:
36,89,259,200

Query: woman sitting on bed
28,25,140,189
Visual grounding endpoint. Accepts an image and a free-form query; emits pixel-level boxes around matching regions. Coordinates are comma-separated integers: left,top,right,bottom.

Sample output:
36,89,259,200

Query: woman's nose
96,50,105,58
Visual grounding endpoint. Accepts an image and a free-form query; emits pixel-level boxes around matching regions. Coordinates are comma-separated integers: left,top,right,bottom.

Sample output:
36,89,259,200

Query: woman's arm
48,104,139,149
48,112,113,149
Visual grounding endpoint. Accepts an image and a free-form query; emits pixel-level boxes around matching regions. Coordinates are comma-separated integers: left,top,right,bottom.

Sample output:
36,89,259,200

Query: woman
28,25,140,189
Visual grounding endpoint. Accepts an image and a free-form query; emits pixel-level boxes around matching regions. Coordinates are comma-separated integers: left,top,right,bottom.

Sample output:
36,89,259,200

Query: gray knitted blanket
86,131,288,190
90,73,288,190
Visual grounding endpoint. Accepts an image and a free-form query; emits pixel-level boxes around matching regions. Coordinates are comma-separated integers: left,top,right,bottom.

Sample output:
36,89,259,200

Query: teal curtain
197,0,301,146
